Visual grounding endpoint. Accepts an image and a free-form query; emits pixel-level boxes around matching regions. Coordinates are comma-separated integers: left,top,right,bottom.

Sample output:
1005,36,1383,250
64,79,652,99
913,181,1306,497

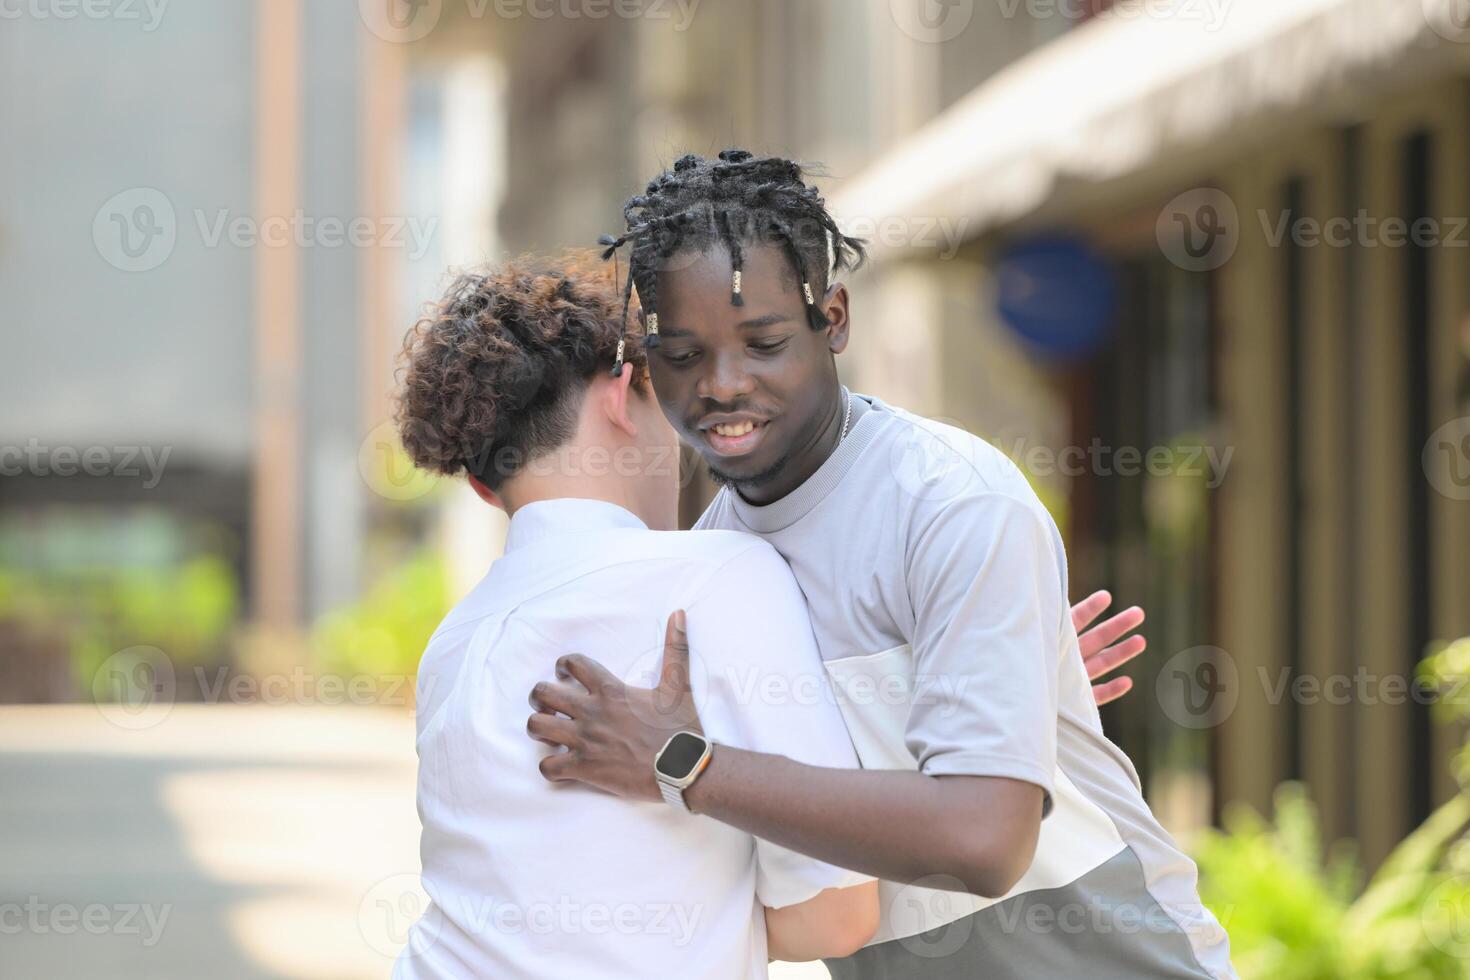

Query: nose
695,348,756,404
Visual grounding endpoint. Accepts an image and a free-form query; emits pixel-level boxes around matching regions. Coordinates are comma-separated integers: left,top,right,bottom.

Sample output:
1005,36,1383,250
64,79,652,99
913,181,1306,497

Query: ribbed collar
726,388,882,533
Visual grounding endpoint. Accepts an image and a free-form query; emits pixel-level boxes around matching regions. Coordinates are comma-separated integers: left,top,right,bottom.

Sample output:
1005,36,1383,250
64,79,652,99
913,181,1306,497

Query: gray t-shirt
695,389,1234,979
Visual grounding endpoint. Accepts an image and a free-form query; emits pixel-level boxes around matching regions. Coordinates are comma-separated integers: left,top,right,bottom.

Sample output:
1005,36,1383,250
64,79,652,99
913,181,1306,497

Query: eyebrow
656,313,793,339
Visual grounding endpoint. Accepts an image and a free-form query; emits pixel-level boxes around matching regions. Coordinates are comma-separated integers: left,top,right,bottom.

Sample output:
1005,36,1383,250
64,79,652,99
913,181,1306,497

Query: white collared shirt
396,498,867,980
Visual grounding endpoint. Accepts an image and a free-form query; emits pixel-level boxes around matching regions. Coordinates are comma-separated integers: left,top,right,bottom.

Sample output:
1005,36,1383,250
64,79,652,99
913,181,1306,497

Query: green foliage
1196,634,1470,979
311,550,451,681
0,554,238,695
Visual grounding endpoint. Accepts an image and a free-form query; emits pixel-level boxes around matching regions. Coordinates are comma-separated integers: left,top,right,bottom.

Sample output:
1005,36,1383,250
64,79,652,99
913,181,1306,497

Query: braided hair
599,149,867,375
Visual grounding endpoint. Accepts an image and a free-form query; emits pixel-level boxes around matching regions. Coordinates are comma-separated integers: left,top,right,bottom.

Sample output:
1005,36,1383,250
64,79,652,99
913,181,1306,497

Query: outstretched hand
1072,590,1146,706
526,610,702,802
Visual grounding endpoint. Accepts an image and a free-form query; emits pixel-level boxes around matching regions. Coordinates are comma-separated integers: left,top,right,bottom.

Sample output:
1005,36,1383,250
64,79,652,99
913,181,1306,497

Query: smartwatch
654,730,713,812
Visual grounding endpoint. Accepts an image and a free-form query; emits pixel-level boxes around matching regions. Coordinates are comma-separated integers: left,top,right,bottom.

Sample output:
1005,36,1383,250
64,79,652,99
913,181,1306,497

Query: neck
735,385,846,507
500,469,676,531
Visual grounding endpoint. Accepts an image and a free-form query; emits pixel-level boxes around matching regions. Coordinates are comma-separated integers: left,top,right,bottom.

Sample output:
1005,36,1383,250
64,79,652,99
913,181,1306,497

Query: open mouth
703,419,770,457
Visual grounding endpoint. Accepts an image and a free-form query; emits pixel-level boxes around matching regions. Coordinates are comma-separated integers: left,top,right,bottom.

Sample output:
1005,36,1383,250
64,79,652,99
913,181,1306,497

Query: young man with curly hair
392,252,880,980
524,150,1235,979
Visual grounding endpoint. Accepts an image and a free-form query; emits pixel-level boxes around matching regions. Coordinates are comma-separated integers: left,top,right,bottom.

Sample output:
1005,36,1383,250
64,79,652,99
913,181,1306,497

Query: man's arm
765,881,880,962
526,505,1139,895
529,613,1045,897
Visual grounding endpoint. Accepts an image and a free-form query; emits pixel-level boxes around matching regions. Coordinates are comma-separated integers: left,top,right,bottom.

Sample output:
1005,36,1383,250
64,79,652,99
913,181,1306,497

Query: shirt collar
726,387,884,533
503,497,648,553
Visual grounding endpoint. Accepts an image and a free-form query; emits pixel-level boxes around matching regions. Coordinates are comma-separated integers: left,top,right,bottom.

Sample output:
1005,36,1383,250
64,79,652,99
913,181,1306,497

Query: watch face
655,731,707,781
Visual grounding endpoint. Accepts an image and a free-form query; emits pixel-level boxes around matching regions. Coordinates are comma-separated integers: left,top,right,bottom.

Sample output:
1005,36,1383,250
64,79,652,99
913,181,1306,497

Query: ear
600,364,639,439
821,282,851,355
466,474,507,513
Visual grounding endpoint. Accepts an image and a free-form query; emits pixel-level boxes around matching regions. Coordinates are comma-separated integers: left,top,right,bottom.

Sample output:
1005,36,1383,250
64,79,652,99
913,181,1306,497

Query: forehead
655,241,804,310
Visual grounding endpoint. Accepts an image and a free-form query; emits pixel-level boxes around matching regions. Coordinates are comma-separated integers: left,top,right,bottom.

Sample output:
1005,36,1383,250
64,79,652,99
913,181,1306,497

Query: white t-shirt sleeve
904,492,1061,808
680,539,874,910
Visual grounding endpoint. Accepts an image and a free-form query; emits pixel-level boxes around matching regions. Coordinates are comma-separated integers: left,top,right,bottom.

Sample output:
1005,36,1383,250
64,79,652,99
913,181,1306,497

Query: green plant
311,549,451,683
0,553,238,698
1196,784,1470,979
1196,635,1470,979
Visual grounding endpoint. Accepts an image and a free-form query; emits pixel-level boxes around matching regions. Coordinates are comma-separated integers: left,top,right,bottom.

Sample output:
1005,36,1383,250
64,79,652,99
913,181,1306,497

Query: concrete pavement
0,705,831,979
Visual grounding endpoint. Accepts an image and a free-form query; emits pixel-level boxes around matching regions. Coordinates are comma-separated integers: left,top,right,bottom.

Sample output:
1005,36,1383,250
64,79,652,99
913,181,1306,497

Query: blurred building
422,0,1470,867
6,0,1469,872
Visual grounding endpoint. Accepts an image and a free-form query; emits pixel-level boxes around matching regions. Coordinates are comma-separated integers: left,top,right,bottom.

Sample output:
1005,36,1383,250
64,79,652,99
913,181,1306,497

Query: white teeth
713,421,755,437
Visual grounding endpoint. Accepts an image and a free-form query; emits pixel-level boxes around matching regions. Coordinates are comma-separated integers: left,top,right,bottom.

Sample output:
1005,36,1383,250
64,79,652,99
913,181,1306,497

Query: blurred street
0,705,831,979
0,706,420,979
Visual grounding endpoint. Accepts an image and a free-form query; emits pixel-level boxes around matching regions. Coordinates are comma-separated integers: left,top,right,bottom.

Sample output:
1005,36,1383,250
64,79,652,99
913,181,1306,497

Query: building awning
833,0,1470,257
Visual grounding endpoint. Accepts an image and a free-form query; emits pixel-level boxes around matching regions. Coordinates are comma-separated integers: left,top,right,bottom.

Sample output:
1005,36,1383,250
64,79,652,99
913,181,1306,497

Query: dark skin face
646,242,851,506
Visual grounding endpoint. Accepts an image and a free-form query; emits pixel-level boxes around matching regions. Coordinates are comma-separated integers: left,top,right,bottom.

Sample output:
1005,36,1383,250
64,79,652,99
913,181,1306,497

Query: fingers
659,610,691,692
1084,634,1146,682
555,653,620,694
526,711,578,749
537,750,579,782
1091,676,1134,707
529,679,588,717
1077,605,1145,660
1070,590,1112,634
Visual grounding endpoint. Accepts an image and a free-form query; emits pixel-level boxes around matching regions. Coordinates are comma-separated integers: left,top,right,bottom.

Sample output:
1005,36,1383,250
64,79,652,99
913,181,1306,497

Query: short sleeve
680,539,875,909
904,493,1062,809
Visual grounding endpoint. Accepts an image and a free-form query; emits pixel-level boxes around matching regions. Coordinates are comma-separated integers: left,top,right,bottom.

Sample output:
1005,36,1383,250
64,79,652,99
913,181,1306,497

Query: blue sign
993,236,1117,360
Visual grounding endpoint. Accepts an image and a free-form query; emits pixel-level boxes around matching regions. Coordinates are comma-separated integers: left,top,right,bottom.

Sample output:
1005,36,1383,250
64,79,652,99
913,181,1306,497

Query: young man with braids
526,150,1235,979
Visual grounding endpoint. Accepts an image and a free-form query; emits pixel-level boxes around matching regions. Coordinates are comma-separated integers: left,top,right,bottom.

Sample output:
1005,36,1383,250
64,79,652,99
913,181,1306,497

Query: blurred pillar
359,32,405,446
1355,100,1415,868
1425,81,1470,806
252,0,302,633
1216,160,1290,821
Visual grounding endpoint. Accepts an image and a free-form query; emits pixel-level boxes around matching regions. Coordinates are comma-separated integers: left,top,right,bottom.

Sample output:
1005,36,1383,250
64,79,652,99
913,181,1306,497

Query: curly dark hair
395,251,650,491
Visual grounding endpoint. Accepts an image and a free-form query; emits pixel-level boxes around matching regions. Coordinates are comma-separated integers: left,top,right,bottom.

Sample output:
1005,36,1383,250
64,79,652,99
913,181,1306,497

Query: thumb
658,609,691,693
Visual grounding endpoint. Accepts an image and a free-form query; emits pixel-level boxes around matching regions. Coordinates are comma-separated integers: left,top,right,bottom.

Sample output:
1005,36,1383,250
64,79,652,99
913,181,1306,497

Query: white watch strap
658,779,690,811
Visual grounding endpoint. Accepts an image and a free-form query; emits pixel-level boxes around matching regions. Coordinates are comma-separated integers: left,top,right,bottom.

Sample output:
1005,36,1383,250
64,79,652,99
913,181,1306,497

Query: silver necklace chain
839,388,853,442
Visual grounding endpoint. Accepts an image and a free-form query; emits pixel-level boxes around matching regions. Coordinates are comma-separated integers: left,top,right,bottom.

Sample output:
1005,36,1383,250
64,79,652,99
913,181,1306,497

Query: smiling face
647,242,852,505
